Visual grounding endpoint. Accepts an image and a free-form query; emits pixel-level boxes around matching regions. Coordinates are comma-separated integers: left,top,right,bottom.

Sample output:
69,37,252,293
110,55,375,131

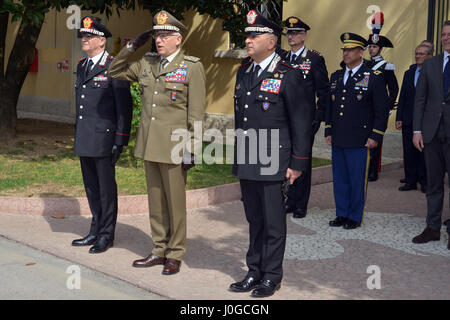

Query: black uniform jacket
325,63,389,148
279,47,330,122
366,57,399,110
396,64,417,126
74,51,132,157
232,53,312,181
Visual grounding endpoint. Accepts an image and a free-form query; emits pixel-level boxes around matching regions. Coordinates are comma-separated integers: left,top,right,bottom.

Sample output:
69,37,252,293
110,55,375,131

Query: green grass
0,143,331,197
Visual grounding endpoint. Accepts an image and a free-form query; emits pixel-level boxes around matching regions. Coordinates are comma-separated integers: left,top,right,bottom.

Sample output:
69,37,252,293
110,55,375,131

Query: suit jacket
413,53,450,143
396,64,417,126
279,47,330,123
74,51,132,157
108,47,206,164
232,53,312,181
325,63,390,148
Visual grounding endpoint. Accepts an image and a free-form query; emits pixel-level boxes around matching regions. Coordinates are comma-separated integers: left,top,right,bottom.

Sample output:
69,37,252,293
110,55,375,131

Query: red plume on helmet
372,11,384,35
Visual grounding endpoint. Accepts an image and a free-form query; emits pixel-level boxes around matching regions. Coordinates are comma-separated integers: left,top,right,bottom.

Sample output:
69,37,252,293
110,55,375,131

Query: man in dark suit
229,10,311,298
396,44,432,192
71,17,132,254
279,16,330,219
325,32,389,230
412,21,450,250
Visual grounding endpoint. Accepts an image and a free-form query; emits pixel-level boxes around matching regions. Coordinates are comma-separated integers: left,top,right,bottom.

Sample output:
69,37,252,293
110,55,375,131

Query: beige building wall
5,1,436,127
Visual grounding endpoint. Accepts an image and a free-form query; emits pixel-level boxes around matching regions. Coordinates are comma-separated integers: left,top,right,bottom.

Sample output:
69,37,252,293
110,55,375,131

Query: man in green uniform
108,10,206,275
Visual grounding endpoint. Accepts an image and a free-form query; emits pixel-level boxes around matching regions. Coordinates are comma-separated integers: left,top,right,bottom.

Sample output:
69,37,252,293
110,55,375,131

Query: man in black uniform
228,10,311,298
71,16,132,254
325,32,389,229
279,16,330,218
365,12,399,181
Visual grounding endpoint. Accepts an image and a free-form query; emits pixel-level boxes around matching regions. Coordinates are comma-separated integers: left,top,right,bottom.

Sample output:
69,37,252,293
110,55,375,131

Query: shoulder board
78,57,87,64
184,55,200,62
309,49,322,56
144,52,159,57
385,63,395,71
373,70,382,76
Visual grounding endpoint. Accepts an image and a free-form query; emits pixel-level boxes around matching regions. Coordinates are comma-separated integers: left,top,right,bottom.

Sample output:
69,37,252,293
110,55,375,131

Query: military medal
262,102,270,111
332,95,335,101
357,94,363,101
171,91,177,101
260,79,281,94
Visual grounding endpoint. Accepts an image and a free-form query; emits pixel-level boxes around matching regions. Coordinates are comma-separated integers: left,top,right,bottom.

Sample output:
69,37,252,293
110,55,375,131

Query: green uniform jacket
108,46,206,164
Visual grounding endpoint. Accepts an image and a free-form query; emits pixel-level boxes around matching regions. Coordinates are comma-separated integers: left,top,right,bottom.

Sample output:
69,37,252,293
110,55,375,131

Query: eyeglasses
152,32,177,40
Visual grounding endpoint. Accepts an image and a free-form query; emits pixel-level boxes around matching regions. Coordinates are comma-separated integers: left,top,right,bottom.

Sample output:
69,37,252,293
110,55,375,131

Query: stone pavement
0,128,449,300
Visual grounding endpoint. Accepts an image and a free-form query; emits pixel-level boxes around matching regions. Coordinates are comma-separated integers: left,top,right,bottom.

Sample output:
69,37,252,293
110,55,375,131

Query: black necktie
252,65,261,85
85,59,93,79
443,56,450,95
291,53,297,63
345,70,353,86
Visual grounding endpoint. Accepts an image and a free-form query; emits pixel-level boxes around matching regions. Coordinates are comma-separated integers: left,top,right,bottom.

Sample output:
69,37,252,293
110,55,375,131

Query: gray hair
416,44,433,56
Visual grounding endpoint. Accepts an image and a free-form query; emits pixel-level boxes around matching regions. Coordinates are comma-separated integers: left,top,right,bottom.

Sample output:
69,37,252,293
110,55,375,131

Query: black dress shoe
89,237,113,254
329,216,347,227
229,276,260,292
400,178,406,183
72,235,97,247
412,227,440,244
251,279,280,298
398,183,417,191
368,174,378,182
284,204,295,214
343,219,361,230
293,208,307,219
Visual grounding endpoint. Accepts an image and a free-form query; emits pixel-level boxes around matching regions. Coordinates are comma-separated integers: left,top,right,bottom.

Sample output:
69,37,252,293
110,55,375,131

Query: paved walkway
0,129,449,300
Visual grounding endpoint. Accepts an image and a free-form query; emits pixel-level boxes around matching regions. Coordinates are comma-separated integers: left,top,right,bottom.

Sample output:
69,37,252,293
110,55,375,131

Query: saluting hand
131,30,153,50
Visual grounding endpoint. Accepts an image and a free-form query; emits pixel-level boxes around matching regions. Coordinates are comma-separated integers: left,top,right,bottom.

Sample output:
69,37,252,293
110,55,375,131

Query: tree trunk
0,9,44,141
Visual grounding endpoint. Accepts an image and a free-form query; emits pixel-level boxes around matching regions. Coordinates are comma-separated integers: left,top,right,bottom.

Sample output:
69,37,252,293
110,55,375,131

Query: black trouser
402,125,426,186
423,135,450,234
369,139,383,177
286,133,315,210
240,180,286,284
80,156,118,241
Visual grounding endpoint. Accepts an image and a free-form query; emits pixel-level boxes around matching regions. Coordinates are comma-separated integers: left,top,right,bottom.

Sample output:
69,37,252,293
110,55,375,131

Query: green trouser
144,161,187,261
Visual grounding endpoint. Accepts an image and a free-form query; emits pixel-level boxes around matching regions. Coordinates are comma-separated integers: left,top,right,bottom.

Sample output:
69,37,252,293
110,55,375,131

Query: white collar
444,50,450,62
345,60,364,75
253,51,276,74
291,46,305,57
162,49,181,63
88,50,105,67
